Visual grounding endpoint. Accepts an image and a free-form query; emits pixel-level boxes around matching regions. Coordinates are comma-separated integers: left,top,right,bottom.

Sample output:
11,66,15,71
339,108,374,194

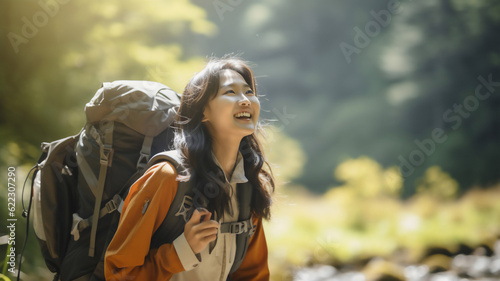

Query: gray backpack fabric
30,80,180,281
146,151,257,276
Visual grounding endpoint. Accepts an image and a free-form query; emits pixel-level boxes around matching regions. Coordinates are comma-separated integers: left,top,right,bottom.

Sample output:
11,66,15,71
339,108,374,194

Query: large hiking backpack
29,80,181,280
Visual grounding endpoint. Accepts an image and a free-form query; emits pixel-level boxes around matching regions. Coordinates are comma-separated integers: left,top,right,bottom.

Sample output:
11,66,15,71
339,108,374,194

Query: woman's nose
238,93,251,106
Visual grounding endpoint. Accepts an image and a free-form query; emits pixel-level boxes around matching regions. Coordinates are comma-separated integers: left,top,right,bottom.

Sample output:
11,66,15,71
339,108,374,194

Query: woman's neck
211,136,241,181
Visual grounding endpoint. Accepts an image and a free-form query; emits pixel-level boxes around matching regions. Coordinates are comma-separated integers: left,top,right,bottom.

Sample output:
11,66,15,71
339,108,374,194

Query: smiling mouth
234,112,252,120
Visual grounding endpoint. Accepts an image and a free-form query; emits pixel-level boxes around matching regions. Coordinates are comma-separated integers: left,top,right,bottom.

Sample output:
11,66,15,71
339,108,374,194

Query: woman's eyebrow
221,82,251,89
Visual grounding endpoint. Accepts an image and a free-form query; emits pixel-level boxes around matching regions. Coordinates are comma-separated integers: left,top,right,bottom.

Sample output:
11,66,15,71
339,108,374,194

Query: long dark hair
173,56,274,220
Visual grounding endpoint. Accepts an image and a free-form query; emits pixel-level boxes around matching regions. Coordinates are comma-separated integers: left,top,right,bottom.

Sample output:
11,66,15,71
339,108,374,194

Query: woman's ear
201,109,209,122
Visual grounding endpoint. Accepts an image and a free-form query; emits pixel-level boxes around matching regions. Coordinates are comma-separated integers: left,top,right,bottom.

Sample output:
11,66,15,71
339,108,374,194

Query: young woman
104,56,274,281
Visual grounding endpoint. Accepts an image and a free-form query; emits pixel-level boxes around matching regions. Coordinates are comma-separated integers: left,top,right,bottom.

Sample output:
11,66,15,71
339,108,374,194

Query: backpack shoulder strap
228,181,255,274
147,150,186,175
147,150,195,249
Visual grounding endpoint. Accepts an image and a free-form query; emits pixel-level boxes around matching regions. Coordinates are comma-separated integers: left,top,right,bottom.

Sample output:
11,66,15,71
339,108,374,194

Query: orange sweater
104,161,270,281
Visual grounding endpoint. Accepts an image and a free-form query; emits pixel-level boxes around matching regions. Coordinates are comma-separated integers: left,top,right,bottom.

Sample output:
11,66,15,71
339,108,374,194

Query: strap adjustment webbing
89,121,114,257
137,136,154,170
71,194,123,241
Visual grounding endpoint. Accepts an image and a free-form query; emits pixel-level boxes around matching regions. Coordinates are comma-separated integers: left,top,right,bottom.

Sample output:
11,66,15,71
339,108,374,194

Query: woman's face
203,69,260,141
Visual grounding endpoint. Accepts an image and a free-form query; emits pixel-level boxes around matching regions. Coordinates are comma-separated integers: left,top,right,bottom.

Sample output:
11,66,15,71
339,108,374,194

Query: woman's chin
231,119,255,132
232,125,256,138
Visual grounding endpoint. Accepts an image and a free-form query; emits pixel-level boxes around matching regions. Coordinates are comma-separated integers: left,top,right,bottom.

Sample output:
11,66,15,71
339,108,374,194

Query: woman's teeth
235,112,251,118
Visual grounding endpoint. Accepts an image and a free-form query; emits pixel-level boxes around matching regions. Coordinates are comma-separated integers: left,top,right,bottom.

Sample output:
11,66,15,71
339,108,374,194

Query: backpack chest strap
220,217,256,236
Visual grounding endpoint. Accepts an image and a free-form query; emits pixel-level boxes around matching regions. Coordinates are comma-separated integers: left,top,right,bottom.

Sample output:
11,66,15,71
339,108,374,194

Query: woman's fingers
201,210,212,222
184,208,219,254
195,226,219,238
187,208,210,226
192,220,219,231
202,234,218,243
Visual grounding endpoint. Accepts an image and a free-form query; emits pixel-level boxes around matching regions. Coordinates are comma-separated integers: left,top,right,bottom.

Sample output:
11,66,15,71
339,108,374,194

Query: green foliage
265,156,500,279
332,156,402,198
0,0,214,163
416,166,459,200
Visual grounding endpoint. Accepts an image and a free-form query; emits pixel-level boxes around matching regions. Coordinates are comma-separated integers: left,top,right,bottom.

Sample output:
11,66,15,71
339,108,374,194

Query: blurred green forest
192,0,500,196
1,0,500,280
2,0,500,195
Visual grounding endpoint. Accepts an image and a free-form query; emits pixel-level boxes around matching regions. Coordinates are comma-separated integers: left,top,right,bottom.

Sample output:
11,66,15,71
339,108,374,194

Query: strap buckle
137,152,149,170
100,145,113,166
230,221,248,235
105,196,119,213
221,218,254,235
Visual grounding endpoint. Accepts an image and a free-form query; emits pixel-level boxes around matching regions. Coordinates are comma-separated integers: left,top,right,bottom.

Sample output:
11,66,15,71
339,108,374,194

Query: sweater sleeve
104,162,190,280
229,216,270,281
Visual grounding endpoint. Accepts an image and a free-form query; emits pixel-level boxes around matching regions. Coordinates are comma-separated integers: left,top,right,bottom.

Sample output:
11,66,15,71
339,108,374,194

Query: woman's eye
222,89,254,95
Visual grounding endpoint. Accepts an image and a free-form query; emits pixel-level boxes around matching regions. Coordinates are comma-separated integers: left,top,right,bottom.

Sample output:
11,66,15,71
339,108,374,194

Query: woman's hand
184,208,219,254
